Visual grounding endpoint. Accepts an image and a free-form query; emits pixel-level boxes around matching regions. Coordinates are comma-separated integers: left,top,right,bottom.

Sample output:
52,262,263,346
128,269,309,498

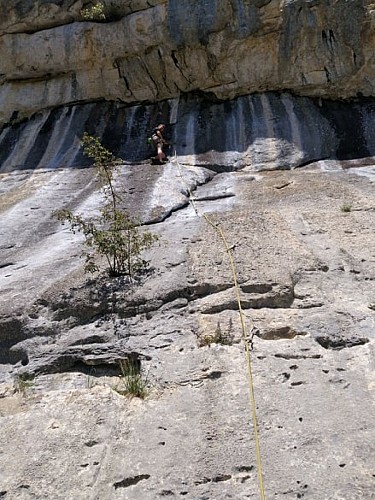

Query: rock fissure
113,474,151,489
170,50,193,85
143,199,190,224
315,335,369,350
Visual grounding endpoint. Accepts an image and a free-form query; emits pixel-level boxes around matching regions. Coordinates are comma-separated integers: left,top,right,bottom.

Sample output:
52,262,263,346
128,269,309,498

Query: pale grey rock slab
0,158,374,499
0,337,373,499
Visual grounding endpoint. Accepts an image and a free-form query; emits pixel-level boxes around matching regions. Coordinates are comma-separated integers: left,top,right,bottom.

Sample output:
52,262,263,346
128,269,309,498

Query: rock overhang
0,0,374,125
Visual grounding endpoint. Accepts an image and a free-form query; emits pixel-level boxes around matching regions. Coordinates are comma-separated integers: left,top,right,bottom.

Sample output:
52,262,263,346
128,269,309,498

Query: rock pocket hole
84,440,99,448
21,356,29,366
315,336,369,350
236,466,254,473
212,474,232,483
240,283,273,293
114,474,150,489
279,372,290,382
261,326,306,341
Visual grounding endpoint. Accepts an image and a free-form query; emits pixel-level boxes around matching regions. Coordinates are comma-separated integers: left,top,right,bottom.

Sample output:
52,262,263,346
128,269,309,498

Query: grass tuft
340,203,352,213
114,358,148,399
198,319,234,347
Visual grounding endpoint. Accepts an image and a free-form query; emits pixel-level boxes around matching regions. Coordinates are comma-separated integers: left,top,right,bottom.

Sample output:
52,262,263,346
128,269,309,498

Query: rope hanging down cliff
172,153,266,500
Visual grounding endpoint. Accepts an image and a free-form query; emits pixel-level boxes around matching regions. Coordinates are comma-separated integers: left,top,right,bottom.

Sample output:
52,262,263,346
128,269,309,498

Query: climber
151,124,168,163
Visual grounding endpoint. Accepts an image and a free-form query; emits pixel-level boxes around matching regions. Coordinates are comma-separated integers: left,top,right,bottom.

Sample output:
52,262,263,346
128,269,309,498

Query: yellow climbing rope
172,153,266,500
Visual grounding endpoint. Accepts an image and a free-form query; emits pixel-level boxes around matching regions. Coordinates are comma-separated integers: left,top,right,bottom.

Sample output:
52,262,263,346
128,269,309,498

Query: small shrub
114,359,148,399
13,373,35,396
54,134,158,279
81,2,106,21
341,203,352,213
198,319,234,347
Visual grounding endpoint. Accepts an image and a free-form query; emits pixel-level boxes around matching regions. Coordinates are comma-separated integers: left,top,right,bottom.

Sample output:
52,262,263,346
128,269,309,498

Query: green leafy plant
115,358,148,399
81,2,106,21
54,133,158,278
198,319,234,347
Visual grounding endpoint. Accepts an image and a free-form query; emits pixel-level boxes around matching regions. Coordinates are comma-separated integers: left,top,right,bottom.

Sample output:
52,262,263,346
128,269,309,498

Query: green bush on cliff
80,2,106,21
54,133,158,279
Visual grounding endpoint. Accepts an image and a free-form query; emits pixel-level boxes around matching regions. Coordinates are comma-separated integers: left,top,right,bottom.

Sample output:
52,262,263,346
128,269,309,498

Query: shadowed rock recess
0,2,374,500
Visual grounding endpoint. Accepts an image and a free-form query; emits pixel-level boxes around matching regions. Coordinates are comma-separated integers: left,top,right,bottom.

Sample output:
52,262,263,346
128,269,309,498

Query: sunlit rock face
0,0,374,124
0,4,375,499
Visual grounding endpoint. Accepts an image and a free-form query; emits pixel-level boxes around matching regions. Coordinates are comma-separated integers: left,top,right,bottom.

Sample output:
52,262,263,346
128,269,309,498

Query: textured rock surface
1,0,375,123
1,93,375,173
0,157,374,499
0,1,374,499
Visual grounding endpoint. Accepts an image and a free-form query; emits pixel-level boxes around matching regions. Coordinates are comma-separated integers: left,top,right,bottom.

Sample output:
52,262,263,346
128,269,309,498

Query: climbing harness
172,152,266,500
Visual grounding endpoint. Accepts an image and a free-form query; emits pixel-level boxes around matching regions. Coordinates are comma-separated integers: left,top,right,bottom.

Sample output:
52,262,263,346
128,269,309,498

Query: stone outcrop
0,2,375,499
1,0,375,124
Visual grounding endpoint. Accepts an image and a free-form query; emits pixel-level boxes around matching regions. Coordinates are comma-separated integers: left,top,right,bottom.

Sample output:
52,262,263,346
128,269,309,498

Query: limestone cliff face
1,4,375,499
1,146,374,500
1,93,374,173
0,0,374,125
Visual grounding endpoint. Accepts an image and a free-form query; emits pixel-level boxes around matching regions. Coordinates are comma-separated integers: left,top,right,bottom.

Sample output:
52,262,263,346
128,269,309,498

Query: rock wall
0,154,374,499
1,3,375,498
0,0,374,125
1,92,374,173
